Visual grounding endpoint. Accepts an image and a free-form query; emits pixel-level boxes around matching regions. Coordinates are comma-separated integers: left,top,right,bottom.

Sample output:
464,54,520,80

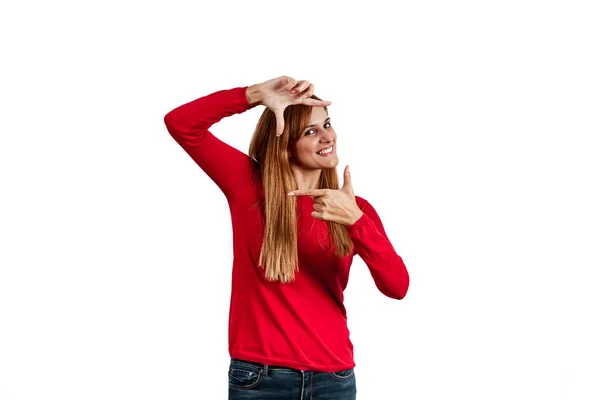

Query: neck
290,164,322,190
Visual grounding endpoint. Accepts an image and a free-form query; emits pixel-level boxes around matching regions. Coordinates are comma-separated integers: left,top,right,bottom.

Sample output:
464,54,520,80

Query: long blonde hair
248,96,354,283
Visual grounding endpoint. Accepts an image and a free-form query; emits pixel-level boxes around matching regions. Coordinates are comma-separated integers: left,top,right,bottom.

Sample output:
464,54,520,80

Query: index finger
288,188,328,197
302,99,332,107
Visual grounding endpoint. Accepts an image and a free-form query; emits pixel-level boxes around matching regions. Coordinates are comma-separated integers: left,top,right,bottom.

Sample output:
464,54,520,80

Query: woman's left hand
288,165,364,226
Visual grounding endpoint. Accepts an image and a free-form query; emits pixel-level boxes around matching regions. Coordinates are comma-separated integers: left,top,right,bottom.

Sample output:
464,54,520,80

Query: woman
163,76,410,399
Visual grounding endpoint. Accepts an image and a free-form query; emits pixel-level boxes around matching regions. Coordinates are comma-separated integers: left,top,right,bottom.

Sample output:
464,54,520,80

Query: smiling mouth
316,146,334,156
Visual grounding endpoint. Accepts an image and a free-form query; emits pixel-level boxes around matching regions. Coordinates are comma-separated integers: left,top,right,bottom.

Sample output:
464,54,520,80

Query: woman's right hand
250,76,332,137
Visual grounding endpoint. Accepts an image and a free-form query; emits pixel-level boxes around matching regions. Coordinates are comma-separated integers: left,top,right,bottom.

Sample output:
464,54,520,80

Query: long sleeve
346,198,410,300
163,86,258,204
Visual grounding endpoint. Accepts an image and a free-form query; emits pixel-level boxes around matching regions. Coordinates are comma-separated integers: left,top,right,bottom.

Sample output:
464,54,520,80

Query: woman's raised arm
163,77,332,203
164,86,259,204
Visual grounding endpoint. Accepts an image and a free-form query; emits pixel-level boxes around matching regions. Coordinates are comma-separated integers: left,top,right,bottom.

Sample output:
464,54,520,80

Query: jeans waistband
230,357,298,371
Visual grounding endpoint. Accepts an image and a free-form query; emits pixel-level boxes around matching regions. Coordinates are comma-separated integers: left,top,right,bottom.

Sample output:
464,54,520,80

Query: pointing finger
288,188,329,197
302,98,332,107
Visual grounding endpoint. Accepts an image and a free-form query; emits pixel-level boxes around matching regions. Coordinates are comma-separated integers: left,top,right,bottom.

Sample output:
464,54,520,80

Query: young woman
164,76,410,399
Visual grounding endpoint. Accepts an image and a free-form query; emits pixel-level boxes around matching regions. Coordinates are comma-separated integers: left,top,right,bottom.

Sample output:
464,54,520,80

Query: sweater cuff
345,211,370,233
237,86,257,110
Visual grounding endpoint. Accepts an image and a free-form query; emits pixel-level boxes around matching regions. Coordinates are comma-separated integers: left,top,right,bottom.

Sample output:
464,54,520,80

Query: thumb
342,165,354,193
275,109,285,136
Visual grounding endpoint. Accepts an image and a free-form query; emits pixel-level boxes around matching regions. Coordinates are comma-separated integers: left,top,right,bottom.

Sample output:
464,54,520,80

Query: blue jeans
228,358,357,399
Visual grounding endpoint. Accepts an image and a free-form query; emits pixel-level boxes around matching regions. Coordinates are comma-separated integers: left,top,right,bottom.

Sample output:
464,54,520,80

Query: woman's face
289,107,338,169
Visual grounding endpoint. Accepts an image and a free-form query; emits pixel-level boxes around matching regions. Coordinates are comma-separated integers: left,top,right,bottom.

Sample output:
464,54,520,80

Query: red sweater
163,86,409,372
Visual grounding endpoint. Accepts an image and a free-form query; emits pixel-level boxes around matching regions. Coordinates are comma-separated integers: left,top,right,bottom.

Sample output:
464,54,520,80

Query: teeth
317,146,333,155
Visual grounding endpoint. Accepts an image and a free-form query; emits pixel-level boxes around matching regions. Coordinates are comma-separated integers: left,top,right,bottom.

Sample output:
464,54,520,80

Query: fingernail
287,192,295,196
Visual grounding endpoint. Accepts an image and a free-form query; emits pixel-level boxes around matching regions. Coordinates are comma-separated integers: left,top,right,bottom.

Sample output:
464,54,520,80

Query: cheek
297,143,314,157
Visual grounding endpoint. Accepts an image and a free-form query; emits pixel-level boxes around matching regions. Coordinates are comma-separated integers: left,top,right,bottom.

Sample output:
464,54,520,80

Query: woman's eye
305,122,331,136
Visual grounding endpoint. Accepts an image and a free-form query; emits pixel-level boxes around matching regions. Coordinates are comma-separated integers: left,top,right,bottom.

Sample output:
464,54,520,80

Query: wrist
246,84,263,106
347,210,364,226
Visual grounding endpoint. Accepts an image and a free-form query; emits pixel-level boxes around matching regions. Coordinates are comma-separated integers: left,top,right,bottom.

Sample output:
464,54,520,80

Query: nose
320,128,336,143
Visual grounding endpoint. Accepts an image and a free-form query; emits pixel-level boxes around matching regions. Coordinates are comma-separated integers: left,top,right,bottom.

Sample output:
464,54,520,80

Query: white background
1,0,599,399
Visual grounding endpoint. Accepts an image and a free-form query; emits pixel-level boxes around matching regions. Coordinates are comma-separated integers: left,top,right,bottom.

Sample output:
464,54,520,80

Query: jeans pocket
228,360,264,389
329,368,355,380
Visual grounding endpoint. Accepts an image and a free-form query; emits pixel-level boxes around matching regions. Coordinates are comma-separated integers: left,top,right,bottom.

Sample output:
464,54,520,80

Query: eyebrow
305,117,331,129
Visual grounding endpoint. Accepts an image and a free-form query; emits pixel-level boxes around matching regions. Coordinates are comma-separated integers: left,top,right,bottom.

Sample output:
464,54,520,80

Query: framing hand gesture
256,76,332,136
288,166,363,226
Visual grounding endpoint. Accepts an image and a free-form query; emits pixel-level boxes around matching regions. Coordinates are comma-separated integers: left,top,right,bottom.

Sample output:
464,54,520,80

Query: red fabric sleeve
163,86,258,204
346,198,410,299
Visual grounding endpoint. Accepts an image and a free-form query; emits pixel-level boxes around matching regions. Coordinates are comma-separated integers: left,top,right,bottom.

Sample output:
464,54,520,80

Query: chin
323,161,339,170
